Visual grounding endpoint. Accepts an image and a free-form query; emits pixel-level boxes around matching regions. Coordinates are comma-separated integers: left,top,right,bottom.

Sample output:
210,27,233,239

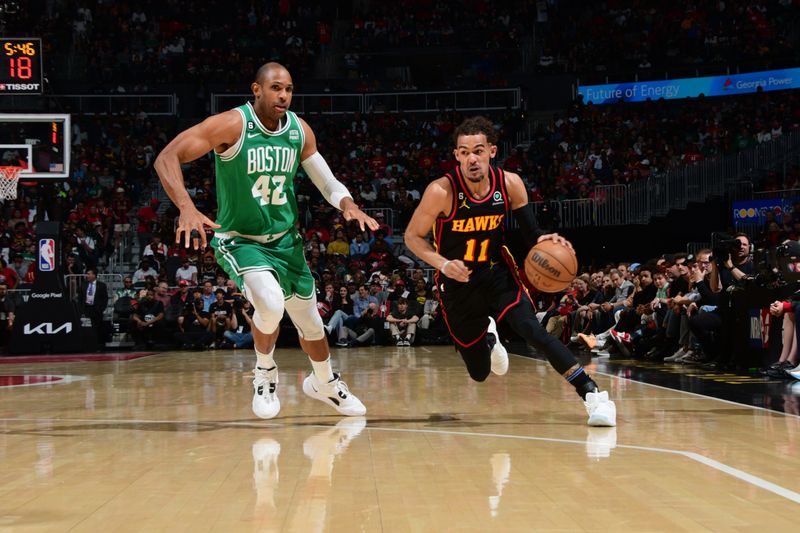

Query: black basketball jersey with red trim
433,165,510,273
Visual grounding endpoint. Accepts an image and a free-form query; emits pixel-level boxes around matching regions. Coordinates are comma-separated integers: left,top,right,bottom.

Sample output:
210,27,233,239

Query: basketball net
0,166,21,200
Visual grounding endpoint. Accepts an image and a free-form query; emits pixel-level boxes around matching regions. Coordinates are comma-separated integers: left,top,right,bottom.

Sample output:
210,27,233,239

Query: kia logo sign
23,322,73,335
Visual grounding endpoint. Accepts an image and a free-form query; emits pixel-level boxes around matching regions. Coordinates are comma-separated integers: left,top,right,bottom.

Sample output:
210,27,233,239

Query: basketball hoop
0,166,21,200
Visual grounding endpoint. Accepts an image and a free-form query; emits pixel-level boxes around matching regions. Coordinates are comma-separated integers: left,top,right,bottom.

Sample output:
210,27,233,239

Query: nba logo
39,238,55,272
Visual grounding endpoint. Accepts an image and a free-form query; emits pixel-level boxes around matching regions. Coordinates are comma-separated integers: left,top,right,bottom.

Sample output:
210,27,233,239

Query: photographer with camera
175,297,214,350
710,233,754,289
690,234,754,370
223,299,255,349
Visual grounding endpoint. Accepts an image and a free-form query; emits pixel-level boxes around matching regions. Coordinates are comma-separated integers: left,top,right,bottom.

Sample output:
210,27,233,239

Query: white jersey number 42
252,174,288,206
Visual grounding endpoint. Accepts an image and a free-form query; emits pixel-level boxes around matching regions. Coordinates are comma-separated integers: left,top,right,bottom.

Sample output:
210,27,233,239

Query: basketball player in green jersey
155,62,376,419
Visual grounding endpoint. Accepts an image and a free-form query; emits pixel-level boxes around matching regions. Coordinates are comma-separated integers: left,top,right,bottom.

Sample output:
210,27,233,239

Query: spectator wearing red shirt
137,198,160,251
0,258,19,289
112,187,133,234
305,218,330,244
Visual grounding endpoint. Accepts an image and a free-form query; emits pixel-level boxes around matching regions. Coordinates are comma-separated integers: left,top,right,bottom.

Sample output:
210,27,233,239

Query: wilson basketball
524,240,578,293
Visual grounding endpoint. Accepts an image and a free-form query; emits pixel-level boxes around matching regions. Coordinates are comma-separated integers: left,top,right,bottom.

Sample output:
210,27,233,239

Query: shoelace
254,368,278,387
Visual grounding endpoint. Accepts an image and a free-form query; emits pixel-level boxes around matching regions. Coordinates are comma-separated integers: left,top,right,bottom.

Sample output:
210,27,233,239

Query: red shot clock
0,38,43,95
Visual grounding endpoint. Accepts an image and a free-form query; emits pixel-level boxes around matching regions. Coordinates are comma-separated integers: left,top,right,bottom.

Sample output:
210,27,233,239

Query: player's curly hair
453,116,498,146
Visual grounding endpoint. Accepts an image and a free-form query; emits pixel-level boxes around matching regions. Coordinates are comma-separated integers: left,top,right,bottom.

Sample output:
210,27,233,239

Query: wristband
441,260,451,273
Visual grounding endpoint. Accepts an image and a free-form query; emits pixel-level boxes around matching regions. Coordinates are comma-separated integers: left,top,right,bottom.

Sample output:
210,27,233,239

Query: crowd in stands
0,113,178,285
511,90,800,202
535,0,798,80
108,260,450,351
15,0,799,95
19,0,331,90
533,232,799,380
342,0,536,90
1,88,798,358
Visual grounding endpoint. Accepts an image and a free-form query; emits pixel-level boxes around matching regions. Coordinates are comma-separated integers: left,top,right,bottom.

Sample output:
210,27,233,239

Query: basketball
524,240,578,293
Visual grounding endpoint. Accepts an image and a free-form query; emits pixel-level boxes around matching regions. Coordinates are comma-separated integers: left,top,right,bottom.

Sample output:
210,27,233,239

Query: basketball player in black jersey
405,116,616,426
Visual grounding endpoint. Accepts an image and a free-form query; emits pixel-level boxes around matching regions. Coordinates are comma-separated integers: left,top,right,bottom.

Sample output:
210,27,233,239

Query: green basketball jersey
214,102,305,236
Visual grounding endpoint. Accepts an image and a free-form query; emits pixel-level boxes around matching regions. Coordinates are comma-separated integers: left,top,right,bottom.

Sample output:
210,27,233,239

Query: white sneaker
663,347,687,362
303,372,367,416
679,351,706,364
787,363,800,381
487,317,508,375
585,390,617,426
593,350,611,358
595,330,611,343
252,366,280,419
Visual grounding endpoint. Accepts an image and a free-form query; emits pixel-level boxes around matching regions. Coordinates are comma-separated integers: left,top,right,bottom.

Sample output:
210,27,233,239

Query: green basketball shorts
212,231,315,300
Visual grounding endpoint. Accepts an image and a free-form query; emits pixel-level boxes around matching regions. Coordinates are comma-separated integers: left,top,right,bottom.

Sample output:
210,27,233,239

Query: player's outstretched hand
341,199,379,232
441,259,471,283
537,232,574,250
176,207,220,249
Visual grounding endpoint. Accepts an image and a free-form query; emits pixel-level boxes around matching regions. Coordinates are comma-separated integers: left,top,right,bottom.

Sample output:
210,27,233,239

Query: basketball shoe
577,333,597,350
252,366,280,419
609,329,633,358
787,362,800,381
584,389,617,426
303,372,366,416
487,317,509,375
663,347,688,362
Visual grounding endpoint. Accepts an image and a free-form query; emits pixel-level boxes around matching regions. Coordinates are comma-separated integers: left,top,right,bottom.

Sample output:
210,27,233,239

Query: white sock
256,347,276,370
310,356,334,383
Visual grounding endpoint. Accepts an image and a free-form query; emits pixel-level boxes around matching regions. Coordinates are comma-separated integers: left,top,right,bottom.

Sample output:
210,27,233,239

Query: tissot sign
9,222,97,354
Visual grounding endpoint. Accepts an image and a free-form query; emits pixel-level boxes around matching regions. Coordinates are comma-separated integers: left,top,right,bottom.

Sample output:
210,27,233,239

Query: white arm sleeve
301,152,353,210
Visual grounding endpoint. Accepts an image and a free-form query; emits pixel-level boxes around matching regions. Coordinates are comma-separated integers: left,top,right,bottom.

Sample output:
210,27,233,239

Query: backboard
0,113,70,179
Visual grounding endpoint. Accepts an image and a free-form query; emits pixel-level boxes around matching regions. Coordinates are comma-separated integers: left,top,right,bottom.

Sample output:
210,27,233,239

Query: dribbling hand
176,207,220,249
441,259,471,283
537,233,574,250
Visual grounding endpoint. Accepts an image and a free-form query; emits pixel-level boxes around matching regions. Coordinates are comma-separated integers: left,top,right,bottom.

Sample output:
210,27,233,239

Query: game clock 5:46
0,38,43,95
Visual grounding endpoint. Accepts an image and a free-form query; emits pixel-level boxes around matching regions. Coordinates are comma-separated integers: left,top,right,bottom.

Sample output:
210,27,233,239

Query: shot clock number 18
0,38,43,95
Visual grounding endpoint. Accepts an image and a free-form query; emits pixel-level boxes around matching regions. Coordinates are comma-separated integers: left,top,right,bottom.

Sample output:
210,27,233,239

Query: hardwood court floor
1,345,799,532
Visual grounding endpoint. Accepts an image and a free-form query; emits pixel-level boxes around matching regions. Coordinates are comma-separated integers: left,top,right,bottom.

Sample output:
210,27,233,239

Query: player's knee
243,271,284,333
284,295,325,341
